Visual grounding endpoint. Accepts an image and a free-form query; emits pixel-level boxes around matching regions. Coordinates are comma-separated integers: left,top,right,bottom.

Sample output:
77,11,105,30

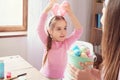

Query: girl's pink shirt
37,12,83,78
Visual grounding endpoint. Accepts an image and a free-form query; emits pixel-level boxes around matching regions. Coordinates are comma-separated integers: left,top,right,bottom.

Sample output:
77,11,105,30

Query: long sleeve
66,28,83,48
37,12,48,45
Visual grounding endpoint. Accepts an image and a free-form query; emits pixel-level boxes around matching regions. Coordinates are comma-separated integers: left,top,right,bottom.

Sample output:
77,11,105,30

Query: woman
69,0,120,80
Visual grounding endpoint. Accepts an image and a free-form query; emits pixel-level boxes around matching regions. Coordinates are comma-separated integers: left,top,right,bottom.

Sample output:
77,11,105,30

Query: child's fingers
49,0,57,3
62,3,71,12
47,0,57,10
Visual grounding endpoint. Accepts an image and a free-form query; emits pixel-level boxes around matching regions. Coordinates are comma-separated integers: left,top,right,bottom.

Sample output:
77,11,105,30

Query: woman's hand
43,0,57,13
68,63,101,80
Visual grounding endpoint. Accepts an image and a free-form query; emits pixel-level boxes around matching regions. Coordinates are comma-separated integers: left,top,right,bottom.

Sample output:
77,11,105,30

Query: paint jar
0,60,4,79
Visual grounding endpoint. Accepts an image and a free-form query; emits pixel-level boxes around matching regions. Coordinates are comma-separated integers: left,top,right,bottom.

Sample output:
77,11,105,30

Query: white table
0,55,49,80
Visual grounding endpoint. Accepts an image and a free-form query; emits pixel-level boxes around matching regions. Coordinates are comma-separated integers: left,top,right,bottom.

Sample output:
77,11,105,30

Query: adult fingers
68,64,80,78
79,62,93,70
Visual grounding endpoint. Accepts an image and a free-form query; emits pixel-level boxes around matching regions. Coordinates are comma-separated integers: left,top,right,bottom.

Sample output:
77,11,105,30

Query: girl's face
49,20,67,42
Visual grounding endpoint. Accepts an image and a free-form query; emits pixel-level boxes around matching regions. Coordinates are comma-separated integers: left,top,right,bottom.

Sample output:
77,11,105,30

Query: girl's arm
37,0,57,44
63,3,82,30
43,0,57,14
37,13,48,44
63,3,83,47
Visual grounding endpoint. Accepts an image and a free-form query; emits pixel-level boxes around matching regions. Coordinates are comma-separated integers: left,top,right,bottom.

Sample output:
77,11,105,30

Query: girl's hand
62,2,73,15
62,2,82,29
44,0,57,13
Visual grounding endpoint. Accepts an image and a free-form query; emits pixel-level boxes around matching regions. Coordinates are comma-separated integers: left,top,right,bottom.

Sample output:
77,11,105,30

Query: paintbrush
6,73,27,80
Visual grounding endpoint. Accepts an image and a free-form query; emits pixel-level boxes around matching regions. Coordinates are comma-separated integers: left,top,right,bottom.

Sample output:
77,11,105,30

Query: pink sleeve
66,28,83,47
37,12,48,44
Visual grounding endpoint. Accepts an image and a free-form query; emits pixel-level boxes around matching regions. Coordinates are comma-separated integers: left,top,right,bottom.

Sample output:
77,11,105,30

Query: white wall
27,0,43,70
71,0,93,41
0,37,27,59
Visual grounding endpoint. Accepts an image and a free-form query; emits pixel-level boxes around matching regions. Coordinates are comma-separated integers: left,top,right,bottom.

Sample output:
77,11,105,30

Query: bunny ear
51,3,59,16
52,3,66,16
51,1,69,16
59,6,66,16
60,1,69,16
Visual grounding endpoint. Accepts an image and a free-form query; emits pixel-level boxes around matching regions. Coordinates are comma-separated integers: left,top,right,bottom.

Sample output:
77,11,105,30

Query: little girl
37,0,83,80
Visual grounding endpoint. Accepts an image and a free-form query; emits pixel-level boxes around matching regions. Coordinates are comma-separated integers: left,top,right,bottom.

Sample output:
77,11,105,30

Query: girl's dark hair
102,0,120,80
43,16,66,65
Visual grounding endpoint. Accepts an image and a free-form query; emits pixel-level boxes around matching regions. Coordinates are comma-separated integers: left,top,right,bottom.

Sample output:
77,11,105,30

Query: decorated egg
80,52,88,58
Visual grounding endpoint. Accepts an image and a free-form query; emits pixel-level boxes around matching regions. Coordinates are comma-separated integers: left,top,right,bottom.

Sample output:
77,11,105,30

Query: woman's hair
102,0,120,80
43,16,66,65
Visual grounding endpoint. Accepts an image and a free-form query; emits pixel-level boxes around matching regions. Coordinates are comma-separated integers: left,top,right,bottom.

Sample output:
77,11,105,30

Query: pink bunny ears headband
51,1,69,16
